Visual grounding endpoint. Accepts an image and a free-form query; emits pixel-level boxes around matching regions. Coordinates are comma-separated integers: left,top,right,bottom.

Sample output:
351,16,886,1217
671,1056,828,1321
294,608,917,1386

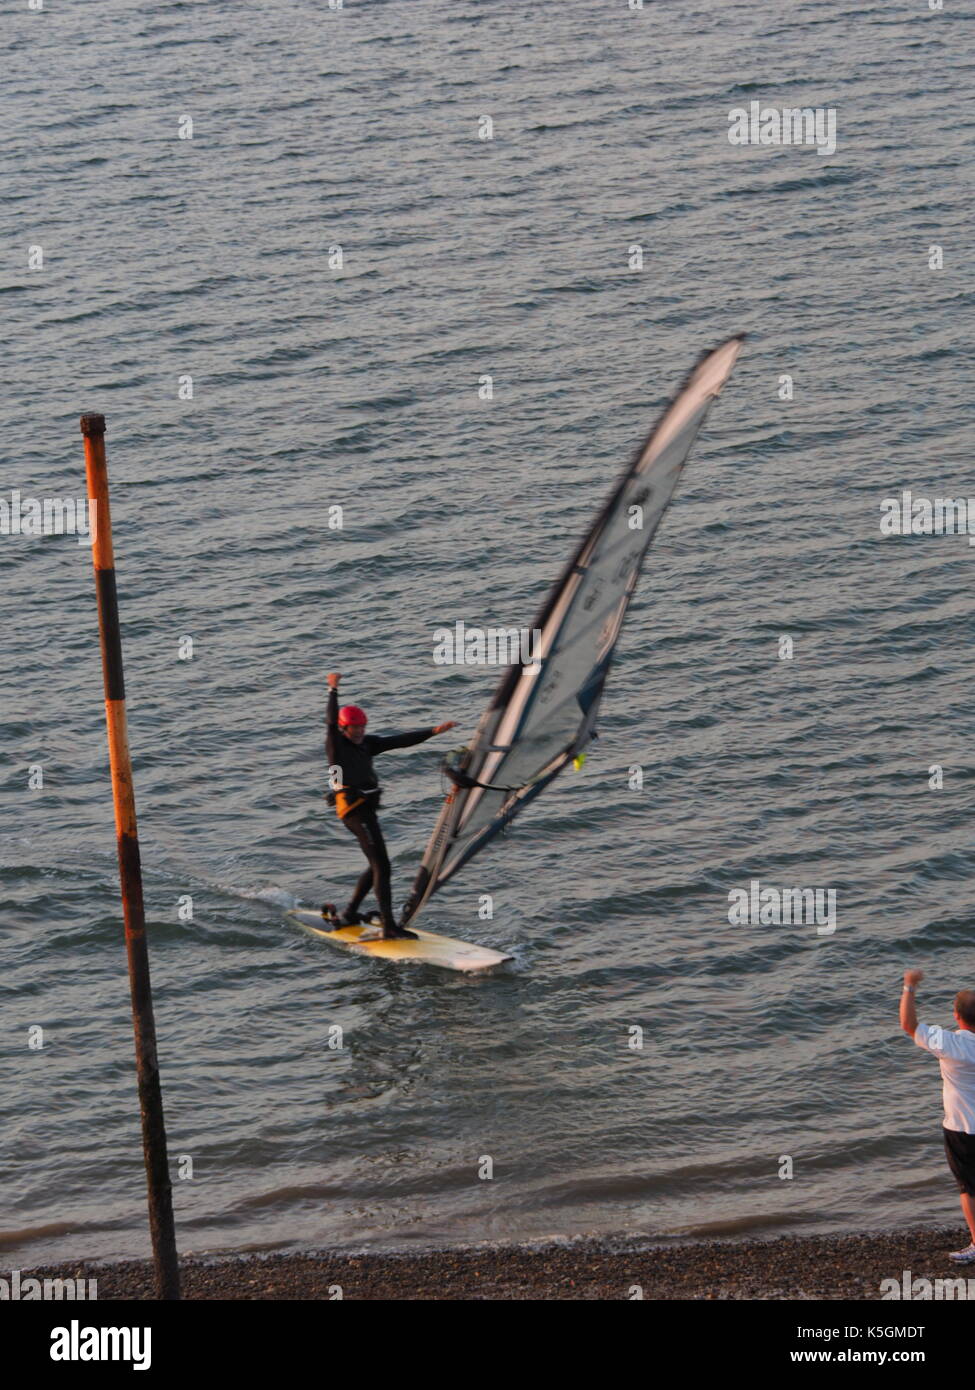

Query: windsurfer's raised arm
326,671,341,764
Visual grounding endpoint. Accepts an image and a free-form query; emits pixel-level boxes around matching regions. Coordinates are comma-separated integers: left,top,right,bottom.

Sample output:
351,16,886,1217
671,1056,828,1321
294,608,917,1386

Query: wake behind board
289,909,511,973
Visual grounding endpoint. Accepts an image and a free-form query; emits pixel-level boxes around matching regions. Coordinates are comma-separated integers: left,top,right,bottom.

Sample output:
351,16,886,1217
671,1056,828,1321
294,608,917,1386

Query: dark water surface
3,1,974,1264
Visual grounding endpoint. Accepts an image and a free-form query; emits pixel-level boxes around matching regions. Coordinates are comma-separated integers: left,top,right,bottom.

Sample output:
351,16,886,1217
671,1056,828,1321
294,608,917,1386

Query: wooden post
80,414,180,1301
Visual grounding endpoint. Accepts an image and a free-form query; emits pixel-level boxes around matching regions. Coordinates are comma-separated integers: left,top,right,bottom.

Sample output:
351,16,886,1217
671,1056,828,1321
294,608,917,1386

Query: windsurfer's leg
360,811,395,932
342,809,393,927
341,809,415,939
363,813,418,939
340,812,375,923
346,863,373,916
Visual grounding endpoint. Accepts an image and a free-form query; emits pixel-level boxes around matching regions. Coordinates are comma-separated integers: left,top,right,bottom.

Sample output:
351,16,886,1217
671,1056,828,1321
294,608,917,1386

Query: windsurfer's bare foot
384,925,418,940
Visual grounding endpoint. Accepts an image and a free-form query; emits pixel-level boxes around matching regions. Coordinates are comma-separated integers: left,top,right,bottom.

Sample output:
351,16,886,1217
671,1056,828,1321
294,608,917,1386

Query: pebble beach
22,1227,972,1301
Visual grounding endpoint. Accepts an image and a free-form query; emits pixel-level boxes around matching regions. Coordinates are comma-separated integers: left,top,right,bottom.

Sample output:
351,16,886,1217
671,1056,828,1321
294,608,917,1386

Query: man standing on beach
901,969,975,1263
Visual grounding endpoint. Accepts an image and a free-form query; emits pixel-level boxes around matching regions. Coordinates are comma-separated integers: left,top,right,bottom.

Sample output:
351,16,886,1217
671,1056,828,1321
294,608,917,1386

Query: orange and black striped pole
80,414,180,1301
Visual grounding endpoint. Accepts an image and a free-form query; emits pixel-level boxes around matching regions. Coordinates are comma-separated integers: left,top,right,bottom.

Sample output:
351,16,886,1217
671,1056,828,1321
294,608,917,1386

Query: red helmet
338,704,368,728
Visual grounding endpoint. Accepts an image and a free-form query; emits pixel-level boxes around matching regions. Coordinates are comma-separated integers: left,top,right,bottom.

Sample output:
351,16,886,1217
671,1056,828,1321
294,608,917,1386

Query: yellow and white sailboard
289,909,511,973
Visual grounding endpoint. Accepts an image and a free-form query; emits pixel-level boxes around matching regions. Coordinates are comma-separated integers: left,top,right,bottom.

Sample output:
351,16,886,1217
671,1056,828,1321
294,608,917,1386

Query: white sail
401,336,744,927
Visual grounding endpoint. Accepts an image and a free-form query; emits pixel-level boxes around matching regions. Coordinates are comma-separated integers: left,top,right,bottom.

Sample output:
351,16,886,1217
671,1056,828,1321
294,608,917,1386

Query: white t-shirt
914,1023,975,1134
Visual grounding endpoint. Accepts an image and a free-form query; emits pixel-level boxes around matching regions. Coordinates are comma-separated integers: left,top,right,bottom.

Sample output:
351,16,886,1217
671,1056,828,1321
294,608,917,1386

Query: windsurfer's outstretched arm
371,722,456,753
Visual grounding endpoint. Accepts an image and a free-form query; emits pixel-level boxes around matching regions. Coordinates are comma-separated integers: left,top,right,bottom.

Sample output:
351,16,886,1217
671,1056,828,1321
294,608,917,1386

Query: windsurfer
324,672,456,939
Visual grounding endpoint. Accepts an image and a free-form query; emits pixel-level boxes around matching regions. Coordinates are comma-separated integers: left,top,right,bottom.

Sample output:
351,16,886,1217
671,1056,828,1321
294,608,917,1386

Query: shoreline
18,1226,972,1300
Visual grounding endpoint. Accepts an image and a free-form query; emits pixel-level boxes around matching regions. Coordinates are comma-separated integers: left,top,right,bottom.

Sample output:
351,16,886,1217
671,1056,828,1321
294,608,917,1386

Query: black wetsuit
326,687,437,930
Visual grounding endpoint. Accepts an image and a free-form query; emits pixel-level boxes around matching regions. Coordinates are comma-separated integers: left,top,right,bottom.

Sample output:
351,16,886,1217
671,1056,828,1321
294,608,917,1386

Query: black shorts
943,1128,975,1196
